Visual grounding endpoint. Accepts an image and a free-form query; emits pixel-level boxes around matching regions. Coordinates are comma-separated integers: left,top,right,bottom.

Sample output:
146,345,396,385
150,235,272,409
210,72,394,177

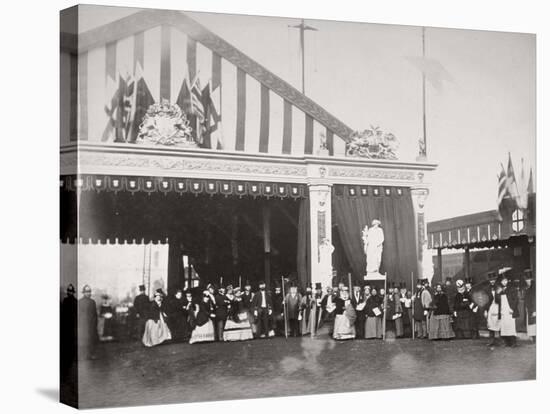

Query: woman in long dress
498,275,519,347
223,286,254,341
189,292,216,344
332,287,356,340
364,288,383,339
300,285,317,336
453,280,474,339
428,284,455,340
142,289,172,347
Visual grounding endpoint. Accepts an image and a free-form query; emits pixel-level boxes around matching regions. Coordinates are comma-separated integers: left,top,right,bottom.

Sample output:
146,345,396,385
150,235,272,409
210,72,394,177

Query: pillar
262,204,271,288
411,186,430,280
437,248,443,282
308,182,332,289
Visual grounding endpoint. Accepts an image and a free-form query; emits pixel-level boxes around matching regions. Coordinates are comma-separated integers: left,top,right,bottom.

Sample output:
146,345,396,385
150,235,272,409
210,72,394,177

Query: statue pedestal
364,272,386,281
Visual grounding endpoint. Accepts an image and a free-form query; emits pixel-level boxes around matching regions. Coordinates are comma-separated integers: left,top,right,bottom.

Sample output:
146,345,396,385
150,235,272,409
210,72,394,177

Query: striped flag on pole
497,163,508,221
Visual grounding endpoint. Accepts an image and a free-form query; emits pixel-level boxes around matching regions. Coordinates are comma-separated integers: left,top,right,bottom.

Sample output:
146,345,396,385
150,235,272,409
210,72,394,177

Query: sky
79,6,536,222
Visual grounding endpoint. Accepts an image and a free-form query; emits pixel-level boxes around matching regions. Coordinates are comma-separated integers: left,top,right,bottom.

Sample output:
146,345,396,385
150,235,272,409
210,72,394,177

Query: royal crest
137,100,197,147
346,126,399,159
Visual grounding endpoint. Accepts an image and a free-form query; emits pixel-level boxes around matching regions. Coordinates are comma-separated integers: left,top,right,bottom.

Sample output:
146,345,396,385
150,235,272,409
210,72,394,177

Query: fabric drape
297,198,310,290
332,187,417,286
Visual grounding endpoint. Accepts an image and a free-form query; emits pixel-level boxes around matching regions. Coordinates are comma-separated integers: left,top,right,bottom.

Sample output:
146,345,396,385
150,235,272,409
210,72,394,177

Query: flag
176,78,193,114
201,83,222,149
497,163,508,221
405,56,453,92
516,158,529,210
129,63,154,143
527,168,534,194
210,53,224,149
506,153,520,204
102,74,135,142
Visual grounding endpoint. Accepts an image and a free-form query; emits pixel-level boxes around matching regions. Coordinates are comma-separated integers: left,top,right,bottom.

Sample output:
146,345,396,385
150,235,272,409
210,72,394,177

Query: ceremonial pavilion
60,7,437,298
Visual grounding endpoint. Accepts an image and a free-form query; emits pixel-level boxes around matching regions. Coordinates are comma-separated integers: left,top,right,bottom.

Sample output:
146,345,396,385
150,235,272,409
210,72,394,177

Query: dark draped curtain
332,186,417,286
297,198,310,290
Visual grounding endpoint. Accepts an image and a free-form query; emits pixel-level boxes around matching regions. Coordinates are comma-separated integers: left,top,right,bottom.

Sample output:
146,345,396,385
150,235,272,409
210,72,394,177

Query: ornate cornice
328,167,416,181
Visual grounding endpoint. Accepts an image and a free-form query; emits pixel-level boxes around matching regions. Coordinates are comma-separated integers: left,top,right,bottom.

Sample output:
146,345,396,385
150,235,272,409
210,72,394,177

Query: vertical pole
411,271,415,340
421,26,427,157
147,242,152,296
382,273,387,341
282,275,288,339
437,248,443,282
300,19,305,94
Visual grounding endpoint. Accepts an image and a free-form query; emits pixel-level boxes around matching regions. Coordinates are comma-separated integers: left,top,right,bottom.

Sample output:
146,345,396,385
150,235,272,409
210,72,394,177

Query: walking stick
411,271,415,340
282,276,288,339
239,275,242,290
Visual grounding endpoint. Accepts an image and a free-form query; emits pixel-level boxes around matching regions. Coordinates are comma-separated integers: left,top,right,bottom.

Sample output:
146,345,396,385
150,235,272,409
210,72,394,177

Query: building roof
427,194,536,249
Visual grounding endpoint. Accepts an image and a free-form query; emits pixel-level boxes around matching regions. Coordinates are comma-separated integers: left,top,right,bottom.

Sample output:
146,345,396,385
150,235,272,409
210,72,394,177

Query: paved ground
77,335,536,409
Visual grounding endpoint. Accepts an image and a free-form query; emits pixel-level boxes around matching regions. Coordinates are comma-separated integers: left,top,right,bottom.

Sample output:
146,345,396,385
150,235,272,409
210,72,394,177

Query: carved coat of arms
346,126,399,159
137,100,198,147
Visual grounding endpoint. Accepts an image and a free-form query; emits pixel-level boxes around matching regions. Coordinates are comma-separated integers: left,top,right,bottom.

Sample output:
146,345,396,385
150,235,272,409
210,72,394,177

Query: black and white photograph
50,0,543,410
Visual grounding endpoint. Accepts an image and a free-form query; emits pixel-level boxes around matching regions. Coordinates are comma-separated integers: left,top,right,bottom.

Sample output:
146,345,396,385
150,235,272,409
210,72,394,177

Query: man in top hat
444,277,456,314
242,280,256,335
524,270,536,342
214,286,229,341
252,281,273,338
351,282,366,339
271,284,285,336
319,286,337,336
133,284,150,340
284,284,302,337
78,285,99,360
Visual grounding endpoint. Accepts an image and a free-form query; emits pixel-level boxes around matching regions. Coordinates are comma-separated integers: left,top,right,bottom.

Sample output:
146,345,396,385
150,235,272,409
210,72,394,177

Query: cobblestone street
78,336,536,408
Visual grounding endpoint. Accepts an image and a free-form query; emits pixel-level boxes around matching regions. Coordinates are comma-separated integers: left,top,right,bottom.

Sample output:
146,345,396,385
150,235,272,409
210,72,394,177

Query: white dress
499,294,517,336
487,298,500,332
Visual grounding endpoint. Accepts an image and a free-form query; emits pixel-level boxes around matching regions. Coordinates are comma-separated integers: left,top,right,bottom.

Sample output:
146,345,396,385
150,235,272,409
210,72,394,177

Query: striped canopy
61,8,354,158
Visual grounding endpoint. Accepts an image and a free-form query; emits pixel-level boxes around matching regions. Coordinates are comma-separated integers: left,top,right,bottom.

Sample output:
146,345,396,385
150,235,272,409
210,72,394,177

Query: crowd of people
63,268,536,358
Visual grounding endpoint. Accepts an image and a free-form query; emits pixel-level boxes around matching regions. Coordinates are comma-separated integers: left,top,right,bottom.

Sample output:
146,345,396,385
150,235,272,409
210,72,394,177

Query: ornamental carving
74,153,308,177
137,100,197,147
346,126,399,159
328,167,415,181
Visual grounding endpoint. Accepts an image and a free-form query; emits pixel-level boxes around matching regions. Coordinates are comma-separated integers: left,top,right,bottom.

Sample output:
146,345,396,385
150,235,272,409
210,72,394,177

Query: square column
411,186,431,282
308,183,333,289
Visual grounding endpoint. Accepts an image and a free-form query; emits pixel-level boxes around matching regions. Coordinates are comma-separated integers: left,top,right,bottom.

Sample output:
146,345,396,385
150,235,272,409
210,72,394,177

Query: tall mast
289,19,318,95
419,26,428,160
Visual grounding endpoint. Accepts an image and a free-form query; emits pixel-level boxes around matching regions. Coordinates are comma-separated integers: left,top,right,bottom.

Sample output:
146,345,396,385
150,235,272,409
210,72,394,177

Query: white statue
318,238,335,288
362,219,385,274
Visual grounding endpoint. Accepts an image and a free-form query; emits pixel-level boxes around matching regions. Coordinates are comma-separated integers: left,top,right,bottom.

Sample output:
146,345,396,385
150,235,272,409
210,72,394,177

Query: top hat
315,282,322,290
154,288,166,297
445,277,453,283
138,284,146,291
101,294,109,300
464,277,473,284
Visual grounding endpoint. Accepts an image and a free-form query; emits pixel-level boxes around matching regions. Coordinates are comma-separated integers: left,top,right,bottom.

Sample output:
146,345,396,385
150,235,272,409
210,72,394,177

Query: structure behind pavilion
60,6,437,303
427,194,536,285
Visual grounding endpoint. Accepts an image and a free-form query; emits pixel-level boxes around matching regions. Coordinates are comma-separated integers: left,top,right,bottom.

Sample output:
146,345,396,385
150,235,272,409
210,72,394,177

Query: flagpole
382,273,387,341
282,276,288,339
411,271,415,340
